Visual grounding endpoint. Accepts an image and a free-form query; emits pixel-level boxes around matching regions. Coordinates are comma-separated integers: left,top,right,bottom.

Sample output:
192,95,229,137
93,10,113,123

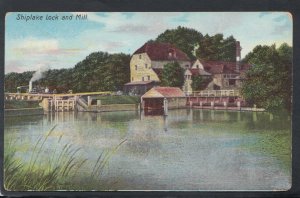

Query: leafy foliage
196,34,236,61
4,71,34,92
241,43,292,111
156,26,203,60
191,75,212,91
5,52,131,93
155,27,237,62
161,62,185,87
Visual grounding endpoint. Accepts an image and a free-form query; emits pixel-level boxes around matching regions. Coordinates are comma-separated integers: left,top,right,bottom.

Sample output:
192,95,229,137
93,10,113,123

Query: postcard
3,11,292,192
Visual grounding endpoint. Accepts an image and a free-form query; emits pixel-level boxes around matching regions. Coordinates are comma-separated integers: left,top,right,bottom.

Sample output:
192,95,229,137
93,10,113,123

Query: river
4,109,291,190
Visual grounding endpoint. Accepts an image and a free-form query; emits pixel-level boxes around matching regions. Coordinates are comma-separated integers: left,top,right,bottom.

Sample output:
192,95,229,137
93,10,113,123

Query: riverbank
4,100,44,116
193,106,265,112
5,107,44,116
5,100,40,109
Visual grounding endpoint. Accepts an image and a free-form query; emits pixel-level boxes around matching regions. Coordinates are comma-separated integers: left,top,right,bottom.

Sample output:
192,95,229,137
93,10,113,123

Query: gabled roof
200,61,238,74
188,68,211,76
142,87,185,98
133,42,190,61
201,60,251,74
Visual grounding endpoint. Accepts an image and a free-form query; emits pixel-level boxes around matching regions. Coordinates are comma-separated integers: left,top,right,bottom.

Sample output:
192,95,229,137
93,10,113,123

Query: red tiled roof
188,68,211,76
133,42,190,61
201,60,251,74
201,61,239,74
153,87,185,98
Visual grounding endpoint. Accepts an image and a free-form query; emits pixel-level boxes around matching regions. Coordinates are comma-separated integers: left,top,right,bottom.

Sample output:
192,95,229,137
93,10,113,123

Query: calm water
4,109,291,190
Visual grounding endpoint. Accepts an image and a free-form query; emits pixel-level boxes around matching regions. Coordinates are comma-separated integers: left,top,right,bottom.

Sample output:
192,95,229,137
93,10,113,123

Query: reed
4,126,126,191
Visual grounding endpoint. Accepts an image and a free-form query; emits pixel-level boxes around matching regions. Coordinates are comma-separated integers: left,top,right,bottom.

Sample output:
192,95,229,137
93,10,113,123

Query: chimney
29,81,32,93
236,41,242,72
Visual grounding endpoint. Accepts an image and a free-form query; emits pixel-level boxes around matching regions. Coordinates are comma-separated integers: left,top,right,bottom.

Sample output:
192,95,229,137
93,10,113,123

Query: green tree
156,26,203,60
5,51,131,93
241,43,292,111
196,34,236,61
4,71,34,92
191,75,212,91
161,62,184,87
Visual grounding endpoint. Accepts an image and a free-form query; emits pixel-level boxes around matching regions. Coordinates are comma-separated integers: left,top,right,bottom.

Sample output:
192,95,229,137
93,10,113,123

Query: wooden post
163,98,168,116
88,96,92,107
237,101,241,111
224,101,227,109
97,100,101,106
42,98,49,112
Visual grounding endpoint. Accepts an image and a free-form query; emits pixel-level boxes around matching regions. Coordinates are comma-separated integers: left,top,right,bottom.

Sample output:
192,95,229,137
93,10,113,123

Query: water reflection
4,108,291,190
5,109,290,133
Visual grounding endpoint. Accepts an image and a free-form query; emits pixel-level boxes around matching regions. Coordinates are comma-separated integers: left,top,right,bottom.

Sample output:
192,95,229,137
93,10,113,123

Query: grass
95,95,140,105
4,125,127,191
4,100,40,109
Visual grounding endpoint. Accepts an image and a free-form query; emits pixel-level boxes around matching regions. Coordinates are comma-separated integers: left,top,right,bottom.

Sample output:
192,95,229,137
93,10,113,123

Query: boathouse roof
142,87,185,98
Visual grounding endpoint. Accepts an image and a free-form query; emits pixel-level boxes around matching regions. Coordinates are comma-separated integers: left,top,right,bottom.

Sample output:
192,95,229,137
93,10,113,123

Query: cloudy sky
5,12,292,73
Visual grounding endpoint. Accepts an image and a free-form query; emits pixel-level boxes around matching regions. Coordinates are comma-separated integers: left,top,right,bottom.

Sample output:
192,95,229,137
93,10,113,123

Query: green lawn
5,100,40,109
95,95,140,105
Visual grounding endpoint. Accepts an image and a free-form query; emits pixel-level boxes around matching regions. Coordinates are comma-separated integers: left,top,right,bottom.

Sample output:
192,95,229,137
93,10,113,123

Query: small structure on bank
141,87,186,115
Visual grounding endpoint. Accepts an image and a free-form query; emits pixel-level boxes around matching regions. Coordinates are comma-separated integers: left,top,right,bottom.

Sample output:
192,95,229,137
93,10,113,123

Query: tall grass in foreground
4,125,126,191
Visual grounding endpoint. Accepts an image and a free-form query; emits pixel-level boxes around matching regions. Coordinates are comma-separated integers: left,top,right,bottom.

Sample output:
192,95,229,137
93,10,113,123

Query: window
196,65,199,69
142,77,144,81
148,76,150,80
145,64,147,69
135,65,138,70
132,77,134,81
139,54,142,59
229,79,236,86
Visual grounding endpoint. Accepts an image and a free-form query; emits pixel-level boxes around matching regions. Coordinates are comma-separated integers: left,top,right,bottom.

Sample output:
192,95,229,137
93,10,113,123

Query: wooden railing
223,74,240,79
188,89,240,97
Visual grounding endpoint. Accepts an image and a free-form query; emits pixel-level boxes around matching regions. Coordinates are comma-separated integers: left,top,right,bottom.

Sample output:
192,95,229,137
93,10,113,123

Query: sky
5,12,293,74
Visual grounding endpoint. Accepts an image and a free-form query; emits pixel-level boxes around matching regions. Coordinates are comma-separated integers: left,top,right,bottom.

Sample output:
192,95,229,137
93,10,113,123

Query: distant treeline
5,52,131,93
5,26,238,93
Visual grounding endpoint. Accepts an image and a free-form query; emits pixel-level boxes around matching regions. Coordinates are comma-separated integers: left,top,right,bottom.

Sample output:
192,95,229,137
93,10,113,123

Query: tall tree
241,43,292,111
196,34,236,61
155,26,203,60
161,62,185,87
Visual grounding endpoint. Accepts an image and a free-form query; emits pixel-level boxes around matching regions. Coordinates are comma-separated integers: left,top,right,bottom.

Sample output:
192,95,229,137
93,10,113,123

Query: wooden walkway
5,91,113,101
187,90,240,97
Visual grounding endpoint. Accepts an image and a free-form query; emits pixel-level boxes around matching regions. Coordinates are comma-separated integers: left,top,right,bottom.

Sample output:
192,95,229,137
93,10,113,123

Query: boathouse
141,87,186,114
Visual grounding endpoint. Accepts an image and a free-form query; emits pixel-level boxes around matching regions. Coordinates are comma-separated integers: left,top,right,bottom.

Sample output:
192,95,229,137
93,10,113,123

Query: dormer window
168,48,176,58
